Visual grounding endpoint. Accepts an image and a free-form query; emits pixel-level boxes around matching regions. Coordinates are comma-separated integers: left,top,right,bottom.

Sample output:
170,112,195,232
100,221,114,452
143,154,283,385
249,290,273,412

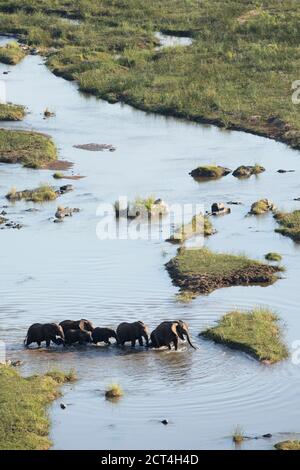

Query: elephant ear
79,320,86,330
172,322,185,340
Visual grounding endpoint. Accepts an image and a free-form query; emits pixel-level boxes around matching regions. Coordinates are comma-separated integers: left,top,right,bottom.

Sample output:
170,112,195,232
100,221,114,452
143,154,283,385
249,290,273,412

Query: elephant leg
37,341,41,348
105,340,111,345
131,339,136,347
168,343,172,350
143,334,149,347
138,337,143,346
46,339,50,348
173,337,178,351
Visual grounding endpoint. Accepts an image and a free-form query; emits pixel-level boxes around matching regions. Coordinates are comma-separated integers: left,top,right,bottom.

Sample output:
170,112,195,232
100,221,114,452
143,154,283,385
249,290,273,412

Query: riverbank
0,366,76,450
0,1,299,150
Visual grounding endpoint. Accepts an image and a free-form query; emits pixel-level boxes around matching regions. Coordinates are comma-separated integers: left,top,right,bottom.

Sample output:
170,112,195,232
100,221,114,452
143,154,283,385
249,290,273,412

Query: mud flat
200,308,289,364
165,247,282,295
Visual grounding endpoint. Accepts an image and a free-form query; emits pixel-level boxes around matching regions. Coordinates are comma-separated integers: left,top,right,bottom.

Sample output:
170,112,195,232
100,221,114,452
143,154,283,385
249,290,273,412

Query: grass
0,129,57,168
233,164,265,178
53,171,64,179
0,41,25,64
275,440,300,450
0,365,76,450
167,213,214,243
232,425,245,444
201,308,289,363
6,184,57,202
105,383,123,400
165,247,282,294
250,199,276,215
0,1,298,149
265,252,282,262
0,103,25,121
274,210,300,242
190,165,231,179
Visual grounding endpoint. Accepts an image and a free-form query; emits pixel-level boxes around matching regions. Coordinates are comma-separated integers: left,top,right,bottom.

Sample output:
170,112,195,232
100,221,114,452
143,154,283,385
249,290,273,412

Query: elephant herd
24,319,197,351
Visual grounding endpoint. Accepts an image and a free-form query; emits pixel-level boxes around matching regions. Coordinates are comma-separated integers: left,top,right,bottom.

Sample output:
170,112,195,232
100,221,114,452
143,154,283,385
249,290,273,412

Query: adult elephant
150,320,196,351
116,321,149,347
59,319,94,334
24,323,65,348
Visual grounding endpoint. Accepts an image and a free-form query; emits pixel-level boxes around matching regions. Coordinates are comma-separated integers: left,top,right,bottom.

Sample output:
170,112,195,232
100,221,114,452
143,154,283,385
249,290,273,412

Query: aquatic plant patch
166,214,214,244
0,1,298,149
200,308,289,364
0,41,25,64
0,103,25,121
274,210,300,242
0,366,76,450
165,247,282,295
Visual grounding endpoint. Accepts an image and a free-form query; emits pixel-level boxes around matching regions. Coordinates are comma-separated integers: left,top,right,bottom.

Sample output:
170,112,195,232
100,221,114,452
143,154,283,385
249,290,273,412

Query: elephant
92,327,117,345
64,329,92,345
59,319,94,334
150,320,196,351
24,323,65,348
116,321,149,347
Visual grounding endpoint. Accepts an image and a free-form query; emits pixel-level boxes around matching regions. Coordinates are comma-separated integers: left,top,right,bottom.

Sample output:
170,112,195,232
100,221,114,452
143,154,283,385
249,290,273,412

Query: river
0,39,300,450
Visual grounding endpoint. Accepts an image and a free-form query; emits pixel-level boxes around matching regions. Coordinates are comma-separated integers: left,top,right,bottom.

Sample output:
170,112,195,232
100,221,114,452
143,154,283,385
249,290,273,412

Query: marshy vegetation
274,210,300,242
249,199,276,215
201,308,289,364
232,165,265,178
105,383,123,400
6,184,57,203
0,41,25,64
0,365,76,450
274,440,300,450
0,129,57,168
189,165,231,180
0,1,298,148
265,252,282,262
165,247,282,295
166,213,214,244
0,103,25,121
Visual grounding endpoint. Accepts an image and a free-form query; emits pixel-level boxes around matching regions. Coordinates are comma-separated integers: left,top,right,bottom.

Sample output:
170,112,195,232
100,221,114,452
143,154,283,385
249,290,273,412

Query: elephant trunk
185,332,197,349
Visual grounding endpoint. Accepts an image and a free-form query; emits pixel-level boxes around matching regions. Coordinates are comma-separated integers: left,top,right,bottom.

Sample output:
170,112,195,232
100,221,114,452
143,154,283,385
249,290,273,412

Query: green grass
232,425,245,444
105,383,123,400
274,210,300,242
53,171,64,179
265,252,282,262
0,365,76,450
0,1,298,148
0,129,57,168
167,214,214,243
190,165,231,179
6,184,57,202
0,41,25,64
201,308,289,363
0,103,25,121
250,199,276,215
165,247,282,294
275,440,300,450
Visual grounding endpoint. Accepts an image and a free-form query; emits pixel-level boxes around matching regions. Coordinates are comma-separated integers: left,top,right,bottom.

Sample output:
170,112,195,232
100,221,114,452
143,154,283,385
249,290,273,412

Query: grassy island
0,42,25,65
201,308,289,364
275,440,300,450
165,247,282,295
0,366,76,450
0,1,298,149
274,210,300,242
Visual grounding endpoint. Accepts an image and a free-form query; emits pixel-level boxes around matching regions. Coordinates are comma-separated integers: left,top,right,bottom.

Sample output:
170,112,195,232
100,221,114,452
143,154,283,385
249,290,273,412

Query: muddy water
1,46,300,450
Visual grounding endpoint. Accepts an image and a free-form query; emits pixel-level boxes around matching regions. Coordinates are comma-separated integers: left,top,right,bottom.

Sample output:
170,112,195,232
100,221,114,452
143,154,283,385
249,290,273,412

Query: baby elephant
116,321,149,347
59,319,94,334
25,323,65,348
65,329,92,346
92,327,117,345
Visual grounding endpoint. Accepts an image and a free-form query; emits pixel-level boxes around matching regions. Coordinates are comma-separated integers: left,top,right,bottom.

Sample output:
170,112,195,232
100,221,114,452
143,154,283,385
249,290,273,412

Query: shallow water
1,46,300,450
